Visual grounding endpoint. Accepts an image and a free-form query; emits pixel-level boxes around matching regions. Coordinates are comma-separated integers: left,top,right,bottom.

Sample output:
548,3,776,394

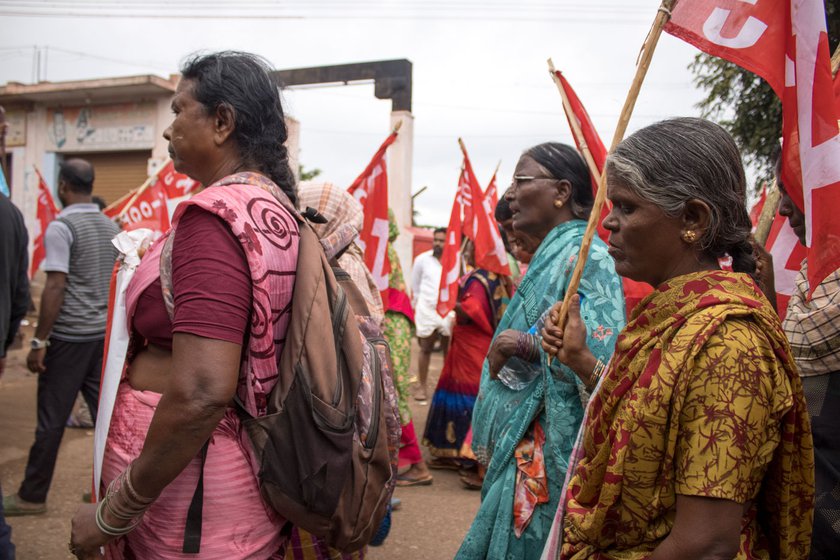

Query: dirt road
1,329,480,559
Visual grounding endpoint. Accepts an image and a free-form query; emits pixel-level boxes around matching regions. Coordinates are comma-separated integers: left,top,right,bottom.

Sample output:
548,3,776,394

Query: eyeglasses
510,175,558,189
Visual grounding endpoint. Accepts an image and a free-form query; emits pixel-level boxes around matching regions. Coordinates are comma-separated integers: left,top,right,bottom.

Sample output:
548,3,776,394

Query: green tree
689,0,839,189
299,164,322,182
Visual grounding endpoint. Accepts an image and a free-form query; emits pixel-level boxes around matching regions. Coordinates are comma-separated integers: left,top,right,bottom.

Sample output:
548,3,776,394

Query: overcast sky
0,0,710,226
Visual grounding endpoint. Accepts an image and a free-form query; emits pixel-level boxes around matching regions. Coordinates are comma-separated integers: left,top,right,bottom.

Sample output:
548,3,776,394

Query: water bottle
497,356,540,391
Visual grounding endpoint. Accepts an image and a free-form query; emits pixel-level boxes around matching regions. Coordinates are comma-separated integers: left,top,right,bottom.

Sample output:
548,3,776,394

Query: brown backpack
235,216,395,552
160,197,395,553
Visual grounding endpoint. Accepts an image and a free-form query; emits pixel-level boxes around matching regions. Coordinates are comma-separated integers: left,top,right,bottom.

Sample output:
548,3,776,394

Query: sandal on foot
428,458,461,471
396,473,433,487
3,494,46,516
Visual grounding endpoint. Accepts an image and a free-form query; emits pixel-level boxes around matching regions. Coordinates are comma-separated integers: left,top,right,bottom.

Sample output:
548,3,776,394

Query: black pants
18,337,103,504
0,481,14,560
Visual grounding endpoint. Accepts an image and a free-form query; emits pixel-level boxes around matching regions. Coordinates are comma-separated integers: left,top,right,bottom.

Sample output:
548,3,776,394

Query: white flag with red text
665,0,840,297
30,168,59,278
348,131,398,306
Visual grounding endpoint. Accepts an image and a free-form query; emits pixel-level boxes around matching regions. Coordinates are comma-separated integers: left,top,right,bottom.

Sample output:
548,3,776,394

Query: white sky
0,0,710,226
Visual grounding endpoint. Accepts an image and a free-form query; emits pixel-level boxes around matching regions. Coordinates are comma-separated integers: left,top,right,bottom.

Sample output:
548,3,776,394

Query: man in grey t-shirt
3,159,119,515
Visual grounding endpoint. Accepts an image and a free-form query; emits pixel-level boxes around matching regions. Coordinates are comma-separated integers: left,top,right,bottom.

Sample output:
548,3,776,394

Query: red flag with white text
484,166,500,210
665,0,840,296
555,70,652,314
347,131,397,305
460,145,511,276
458,167,477,241
30,168,60,278
119,181,170,236
436,195,463,317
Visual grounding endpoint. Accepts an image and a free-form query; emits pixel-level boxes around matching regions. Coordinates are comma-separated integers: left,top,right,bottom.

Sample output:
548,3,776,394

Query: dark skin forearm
130,333,242,499
35,271,66,339
648,495,742,560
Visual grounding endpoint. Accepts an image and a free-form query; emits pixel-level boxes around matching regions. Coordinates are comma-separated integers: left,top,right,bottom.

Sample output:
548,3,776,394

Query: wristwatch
30,337,50,350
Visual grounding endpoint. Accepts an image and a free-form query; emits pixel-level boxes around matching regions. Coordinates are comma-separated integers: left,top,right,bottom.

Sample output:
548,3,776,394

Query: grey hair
605,117,755,274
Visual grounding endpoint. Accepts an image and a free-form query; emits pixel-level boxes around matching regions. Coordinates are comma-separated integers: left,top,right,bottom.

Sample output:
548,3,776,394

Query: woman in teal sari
457,143,626,559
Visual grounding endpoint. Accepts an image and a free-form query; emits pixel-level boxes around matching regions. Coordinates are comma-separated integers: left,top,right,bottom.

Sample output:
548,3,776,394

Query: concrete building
0,74,300,252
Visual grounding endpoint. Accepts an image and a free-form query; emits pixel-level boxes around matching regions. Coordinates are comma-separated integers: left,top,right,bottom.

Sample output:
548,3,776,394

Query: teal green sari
456,220,626,559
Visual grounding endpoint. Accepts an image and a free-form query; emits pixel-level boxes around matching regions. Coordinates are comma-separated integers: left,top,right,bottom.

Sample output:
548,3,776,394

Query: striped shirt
43,203,120,341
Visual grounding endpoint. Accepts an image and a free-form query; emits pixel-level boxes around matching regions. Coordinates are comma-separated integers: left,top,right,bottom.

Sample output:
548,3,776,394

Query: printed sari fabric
555,270,814,560
384,242,415,425
456,220,626,560
423,268,511,458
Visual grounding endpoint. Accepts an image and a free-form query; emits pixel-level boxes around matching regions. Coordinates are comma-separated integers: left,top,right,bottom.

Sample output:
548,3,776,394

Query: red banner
665,0,840,297
460,145,510,276
156,160,200,200
555,70,652,314
118,181,170,236
30,168,60,278
347,132,397,305
484,166,500,210
436,195,463,317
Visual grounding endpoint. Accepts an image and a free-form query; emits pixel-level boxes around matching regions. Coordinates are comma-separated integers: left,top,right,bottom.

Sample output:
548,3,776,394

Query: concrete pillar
388,110,414,280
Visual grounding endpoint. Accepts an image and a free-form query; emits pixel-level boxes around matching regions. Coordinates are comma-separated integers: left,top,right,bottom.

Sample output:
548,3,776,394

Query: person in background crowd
493,196,522,283
541,118,814,560
4,159,119,518
495,191,539,272
752,149,838,560
382,211,433,487
410,227,452,402
0,192,29,560
457,142,626,559
69,51,299,559
423,239,511,484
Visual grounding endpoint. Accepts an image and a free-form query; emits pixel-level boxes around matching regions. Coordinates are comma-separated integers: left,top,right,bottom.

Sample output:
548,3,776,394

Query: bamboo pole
753,181,781,246
102,187,137,214
547,60,603,184
546,0,677,340
831,42,840,77
117,157,172,220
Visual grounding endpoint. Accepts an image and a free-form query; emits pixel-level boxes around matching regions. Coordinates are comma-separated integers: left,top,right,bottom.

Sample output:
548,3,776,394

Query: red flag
665,0,840,297
555,71,610,241
436,196,463,317
484,166,500,211
461,146,510,276
347,132,397,304
458,167,477,240
555,70,652,314
30,168,60,278
156,160,200,200
119,181,170,235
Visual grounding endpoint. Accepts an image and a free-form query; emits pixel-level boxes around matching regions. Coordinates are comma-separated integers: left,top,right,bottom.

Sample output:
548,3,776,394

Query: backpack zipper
364,340,383,450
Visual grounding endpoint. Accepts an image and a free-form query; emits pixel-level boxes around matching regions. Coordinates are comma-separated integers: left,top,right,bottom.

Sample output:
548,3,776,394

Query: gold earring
554,200,564,208
682,230,697,243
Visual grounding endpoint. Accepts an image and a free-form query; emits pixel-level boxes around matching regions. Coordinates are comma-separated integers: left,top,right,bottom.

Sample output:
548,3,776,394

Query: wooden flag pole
547,0,677,341
117,157,172,220
548,60,603,184
753,181,782,246
831,42,840,77
102,187,137,215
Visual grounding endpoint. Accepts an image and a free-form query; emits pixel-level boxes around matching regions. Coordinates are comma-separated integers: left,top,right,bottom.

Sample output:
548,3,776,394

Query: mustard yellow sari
546,270,814,560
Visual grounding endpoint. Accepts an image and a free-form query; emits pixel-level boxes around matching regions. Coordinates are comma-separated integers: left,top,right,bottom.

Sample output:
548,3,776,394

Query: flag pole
546,0,677,343
117,157,171,220
103,187,137,214
831,42,840,77
547,60,603,184
753,180,782,246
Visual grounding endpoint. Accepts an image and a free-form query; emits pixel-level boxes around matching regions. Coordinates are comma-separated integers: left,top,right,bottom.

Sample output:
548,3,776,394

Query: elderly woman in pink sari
69,52,300,559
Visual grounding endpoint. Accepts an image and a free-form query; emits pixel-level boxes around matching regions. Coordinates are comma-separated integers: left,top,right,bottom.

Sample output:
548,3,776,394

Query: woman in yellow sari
540,118,814,560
